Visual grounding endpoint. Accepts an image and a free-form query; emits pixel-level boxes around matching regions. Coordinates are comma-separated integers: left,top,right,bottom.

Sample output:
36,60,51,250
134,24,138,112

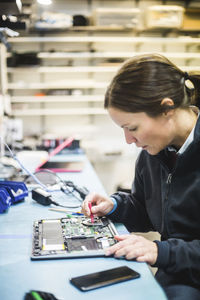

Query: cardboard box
182,8,200,30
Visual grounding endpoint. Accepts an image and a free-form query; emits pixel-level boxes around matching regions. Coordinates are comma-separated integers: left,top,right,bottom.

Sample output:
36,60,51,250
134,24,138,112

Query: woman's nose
124,129,137,144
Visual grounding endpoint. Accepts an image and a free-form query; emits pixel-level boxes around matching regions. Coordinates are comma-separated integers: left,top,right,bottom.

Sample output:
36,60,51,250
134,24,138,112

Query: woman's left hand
105,234,158,266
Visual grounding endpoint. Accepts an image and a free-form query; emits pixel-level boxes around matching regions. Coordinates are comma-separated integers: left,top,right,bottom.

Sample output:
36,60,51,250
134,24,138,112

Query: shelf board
163,53,200,59
8,81,108,89
37,51,200,60
183,66,200,71
38,52,126,59
8,36,200,44
27,25,200,35
11,95,104,103
7,65,200,79
12,108,107,116
30,25,135,32
7,51,200,61
7,66,120,73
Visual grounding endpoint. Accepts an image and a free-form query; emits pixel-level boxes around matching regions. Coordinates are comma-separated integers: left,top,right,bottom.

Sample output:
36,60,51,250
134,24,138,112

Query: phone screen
69,266,140,291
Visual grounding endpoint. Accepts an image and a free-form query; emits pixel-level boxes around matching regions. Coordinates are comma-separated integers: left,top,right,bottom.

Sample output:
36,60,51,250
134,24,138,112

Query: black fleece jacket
109,116,200,289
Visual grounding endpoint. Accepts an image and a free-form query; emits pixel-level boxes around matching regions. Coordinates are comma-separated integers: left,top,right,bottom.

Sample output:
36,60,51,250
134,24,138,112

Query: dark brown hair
104,53,200,116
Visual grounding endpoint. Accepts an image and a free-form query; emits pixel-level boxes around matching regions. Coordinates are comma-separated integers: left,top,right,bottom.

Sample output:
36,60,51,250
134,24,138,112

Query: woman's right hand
81,193,114,217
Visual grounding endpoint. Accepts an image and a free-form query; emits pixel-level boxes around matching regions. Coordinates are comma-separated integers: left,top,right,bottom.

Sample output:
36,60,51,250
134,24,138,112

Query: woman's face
108,107,174,155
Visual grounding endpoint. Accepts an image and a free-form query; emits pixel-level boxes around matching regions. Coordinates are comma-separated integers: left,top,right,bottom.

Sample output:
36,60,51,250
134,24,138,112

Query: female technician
82,54,200,299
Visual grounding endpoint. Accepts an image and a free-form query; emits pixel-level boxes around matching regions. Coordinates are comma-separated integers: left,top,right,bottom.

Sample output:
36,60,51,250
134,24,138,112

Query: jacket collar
193,114,200,142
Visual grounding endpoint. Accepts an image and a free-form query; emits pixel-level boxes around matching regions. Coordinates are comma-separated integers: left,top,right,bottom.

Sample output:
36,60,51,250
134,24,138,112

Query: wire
25,169,86,202
25,169,61,186
1,139,51,191
0,138,88,208
32,188,81,208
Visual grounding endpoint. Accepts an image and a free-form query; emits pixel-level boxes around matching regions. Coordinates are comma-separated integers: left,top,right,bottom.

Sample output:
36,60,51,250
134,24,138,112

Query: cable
1,139,50,191
61,180,89,200
32,188,80,208
25,169,88,202
0,138,89,208
0,138,88,209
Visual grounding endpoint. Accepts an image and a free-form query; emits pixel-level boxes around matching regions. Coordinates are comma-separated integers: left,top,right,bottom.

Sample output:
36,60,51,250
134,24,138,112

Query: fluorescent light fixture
37,0,52,5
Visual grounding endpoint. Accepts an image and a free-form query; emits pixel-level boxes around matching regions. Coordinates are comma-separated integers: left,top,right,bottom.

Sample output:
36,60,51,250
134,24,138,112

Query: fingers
105,237,130,256
81,193,114,217
113,245,144,260
114,234,131,241
105,235,158,265
81,193,95,216
91,202,105,216
81,193,101,216
106,234,138,255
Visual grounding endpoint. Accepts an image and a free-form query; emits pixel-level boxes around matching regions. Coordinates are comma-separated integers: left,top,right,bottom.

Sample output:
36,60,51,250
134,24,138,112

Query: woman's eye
129,127,137,132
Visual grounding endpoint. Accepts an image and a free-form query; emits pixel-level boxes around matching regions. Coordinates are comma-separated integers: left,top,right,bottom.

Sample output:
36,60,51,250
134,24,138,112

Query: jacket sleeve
108,154,154,233
154,238,200,287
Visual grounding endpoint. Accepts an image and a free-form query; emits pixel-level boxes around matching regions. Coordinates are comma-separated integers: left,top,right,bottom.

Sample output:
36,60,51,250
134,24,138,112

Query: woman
81,54,200,299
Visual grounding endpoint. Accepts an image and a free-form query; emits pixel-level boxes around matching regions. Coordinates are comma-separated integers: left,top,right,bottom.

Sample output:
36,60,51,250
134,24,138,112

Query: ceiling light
37,0,52,5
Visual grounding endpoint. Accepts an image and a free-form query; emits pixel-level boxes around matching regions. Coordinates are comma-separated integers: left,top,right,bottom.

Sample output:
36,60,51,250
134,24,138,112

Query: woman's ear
161,98,175,116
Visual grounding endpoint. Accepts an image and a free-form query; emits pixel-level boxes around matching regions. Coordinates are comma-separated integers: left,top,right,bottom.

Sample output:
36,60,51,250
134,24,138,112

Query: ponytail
185,73,200,109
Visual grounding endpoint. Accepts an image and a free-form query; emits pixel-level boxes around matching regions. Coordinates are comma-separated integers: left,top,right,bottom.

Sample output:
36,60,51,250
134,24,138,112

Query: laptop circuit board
31,215,118,260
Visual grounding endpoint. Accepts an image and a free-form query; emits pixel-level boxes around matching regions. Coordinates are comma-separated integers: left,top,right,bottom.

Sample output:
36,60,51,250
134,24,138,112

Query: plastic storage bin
0,188,12,213
92,8,141,28
146,5,185,29
0,180,28,204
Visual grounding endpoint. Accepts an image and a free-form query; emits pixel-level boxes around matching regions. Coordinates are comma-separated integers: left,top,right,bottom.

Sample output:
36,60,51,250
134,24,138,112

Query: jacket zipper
166,173,172,184
157,152,179,236
162,172,173,236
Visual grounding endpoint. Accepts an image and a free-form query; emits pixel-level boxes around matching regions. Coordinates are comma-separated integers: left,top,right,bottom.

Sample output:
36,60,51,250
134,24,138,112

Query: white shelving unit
1,0,200,194
1,31,200,136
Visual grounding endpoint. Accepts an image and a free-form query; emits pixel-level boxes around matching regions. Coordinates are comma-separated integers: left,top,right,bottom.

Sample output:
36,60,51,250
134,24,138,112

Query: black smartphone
69,266,140,291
